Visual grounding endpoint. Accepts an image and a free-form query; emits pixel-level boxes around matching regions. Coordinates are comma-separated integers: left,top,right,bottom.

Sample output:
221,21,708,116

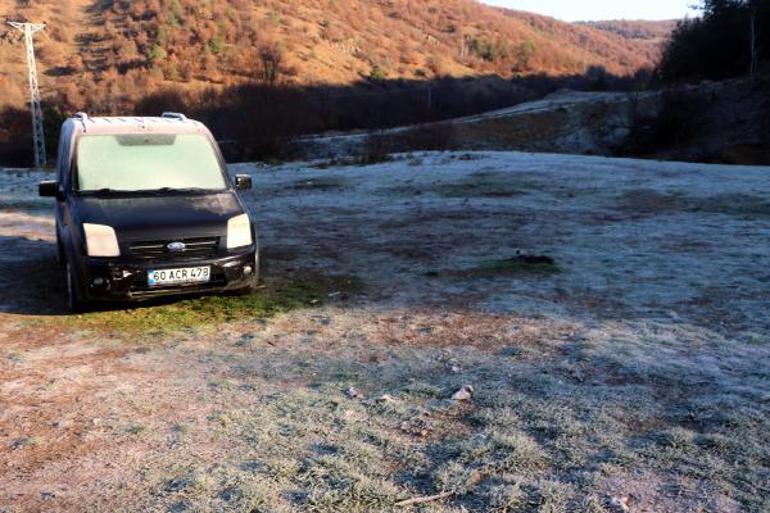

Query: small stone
236,334,255,346
467,469,483,487
608,496,631,513
11,437,36,450
450,365,461,373
346,387,363,399
451,385,474,401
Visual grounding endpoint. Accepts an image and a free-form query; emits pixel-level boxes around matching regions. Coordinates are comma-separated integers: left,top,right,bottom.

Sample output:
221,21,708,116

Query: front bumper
79,248,258,302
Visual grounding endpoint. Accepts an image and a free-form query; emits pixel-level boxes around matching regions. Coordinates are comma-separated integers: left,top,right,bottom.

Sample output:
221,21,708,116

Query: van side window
57,125,72,186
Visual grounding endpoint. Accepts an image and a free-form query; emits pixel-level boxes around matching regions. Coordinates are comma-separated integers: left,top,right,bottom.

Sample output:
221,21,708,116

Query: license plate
147,266,211,287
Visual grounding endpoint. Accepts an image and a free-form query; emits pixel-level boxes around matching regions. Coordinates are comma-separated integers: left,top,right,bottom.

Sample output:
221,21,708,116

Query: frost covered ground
1,152,769,512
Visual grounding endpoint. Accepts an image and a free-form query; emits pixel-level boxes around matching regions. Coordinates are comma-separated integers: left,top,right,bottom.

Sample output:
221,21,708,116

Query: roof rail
74,112,89,132
162,112,188,121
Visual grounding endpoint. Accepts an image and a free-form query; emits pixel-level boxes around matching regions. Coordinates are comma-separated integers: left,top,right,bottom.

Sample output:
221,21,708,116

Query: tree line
659,0,770,82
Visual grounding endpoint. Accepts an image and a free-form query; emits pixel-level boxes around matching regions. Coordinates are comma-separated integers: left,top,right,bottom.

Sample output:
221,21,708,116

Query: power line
8,22,46,168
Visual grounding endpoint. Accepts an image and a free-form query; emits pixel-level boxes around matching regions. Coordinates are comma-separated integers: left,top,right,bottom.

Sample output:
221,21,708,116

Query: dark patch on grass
64,272,364,335
311,151,393,169
465,256,559,277
428,255,560,279
127,423,147,436
386,245,438,261
165,474,196,492
290,176,350,191
452,153,484,161
434,172,536,198
383,183,424,198
311,157,359,169
696,193,770,218
617,190,770,218
617,189,686,214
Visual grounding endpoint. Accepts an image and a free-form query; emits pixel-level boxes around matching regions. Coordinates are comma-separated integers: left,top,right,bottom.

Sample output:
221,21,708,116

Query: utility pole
8,22,47,168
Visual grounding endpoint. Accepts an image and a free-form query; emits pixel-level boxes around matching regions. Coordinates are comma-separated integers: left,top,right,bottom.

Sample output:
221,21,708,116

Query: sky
480,0,700,22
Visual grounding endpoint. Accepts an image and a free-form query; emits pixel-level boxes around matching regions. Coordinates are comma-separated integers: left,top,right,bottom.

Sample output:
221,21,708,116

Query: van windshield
75,134,227,193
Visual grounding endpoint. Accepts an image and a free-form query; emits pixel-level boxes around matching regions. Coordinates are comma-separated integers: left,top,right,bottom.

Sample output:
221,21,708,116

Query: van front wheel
66,262,88,313
56,232,65,266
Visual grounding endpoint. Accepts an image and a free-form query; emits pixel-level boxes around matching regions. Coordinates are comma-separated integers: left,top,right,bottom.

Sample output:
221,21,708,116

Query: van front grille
128,237,220,260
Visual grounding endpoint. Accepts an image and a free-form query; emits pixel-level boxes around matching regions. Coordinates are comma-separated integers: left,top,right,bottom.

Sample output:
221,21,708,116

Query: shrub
146,43,167,63
369,65,387,81
208,35,223,55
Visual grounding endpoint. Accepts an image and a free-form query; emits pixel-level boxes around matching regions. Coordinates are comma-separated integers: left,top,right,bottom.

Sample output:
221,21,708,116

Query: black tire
66,261,88,313
234,276,260,296
234,252,261,295
254,248,262,285
55,231,65,266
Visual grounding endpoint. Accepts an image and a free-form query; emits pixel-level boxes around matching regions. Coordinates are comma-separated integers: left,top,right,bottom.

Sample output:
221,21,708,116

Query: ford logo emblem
166,241,186,252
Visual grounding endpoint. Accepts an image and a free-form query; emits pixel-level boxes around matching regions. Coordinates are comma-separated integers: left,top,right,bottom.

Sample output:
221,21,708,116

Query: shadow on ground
0,236,68,315
0,236,253,317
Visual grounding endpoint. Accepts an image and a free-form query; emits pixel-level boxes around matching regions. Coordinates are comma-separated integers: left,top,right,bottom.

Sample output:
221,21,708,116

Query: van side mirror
234,174,252,191
39,181,60,198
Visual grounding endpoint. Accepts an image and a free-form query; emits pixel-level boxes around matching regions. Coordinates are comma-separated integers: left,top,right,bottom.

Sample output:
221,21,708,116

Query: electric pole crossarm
7,22,47,169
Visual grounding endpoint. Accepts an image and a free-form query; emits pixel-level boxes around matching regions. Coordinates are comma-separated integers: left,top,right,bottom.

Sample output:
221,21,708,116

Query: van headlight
83,223,120,257
227,214,253,249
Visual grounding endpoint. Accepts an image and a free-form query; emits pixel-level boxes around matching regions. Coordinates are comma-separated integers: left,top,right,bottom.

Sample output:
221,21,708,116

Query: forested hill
1,0,669,111
579,19,678,46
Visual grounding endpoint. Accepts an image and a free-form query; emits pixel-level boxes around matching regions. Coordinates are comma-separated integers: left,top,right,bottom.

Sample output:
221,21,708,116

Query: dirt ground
1,152,769,513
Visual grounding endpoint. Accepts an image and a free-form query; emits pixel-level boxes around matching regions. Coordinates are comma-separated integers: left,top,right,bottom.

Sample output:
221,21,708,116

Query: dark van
39,112,259,311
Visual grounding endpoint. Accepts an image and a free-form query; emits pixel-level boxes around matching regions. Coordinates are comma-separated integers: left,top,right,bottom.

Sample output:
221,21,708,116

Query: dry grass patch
60,273,364,335
427,255,560,280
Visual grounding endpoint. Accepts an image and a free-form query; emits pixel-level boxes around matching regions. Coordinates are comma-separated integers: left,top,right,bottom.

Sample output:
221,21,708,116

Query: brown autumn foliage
579,19,679,44
0,0,669,114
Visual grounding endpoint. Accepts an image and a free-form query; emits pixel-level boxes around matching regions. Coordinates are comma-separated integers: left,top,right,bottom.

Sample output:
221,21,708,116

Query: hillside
300,73,770,166
580,19,678,47
1,0,668,113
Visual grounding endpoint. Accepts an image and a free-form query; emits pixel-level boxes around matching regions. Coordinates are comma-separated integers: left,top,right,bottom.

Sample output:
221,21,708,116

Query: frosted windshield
76,134,227,192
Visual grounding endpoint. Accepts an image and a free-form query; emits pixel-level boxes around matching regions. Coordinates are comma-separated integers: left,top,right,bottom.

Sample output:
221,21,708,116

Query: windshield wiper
145,187,213,194
80,188,133,196
79,187,221,196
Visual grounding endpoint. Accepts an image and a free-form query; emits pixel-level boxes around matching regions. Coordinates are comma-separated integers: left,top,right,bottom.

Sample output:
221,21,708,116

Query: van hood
74,191,244,241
